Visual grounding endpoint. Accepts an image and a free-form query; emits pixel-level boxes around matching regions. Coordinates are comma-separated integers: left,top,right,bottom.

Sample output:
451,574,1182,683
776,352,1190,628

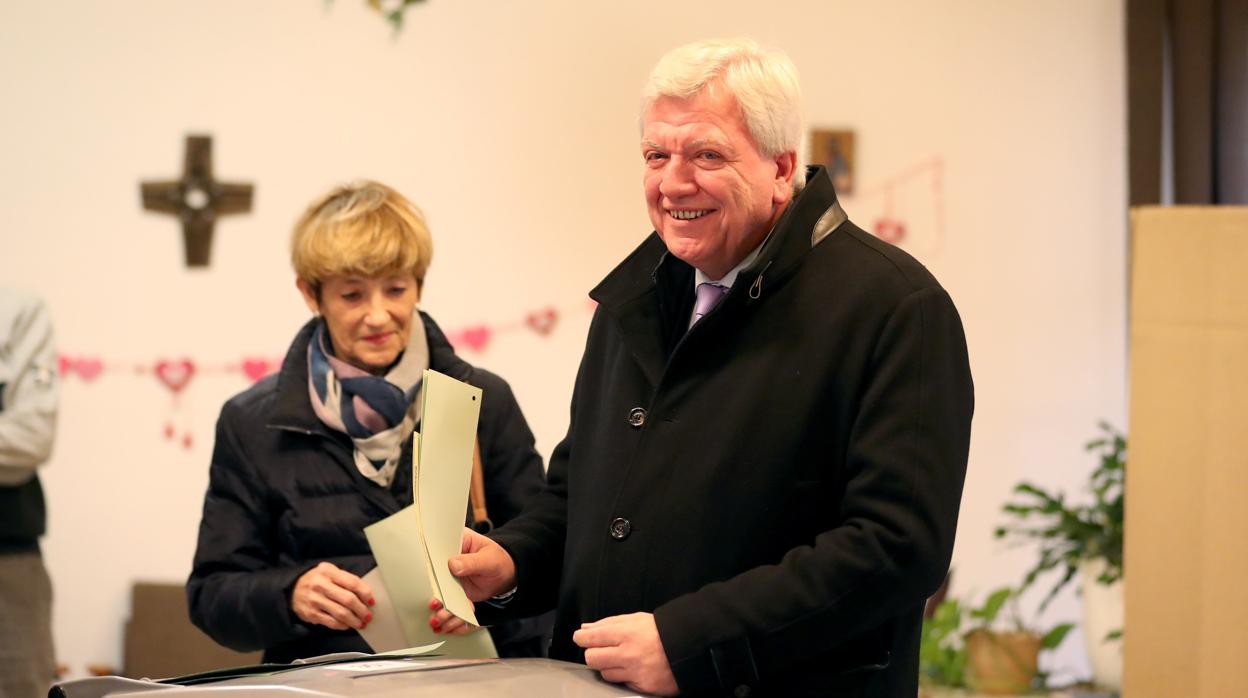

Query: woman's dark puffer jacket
187,313,552,662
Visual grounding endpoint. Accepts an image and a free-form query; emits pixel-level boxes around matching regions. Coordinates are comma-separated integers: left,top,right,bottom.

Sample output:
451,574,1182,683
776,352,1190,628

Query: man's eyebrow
640,138,735,152
688,138,730,150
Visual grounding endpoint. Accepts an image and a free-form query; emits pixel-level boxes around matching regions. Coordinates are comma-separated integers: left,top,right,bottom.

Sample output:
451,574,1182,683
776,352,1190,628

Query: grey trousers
0,552,55,698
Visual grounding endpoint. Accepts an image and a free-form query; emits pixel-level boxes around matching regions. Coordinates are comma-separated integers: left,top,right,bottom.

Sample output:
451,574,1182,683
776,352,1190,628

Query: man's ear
772,151,798,205
296,279,321,314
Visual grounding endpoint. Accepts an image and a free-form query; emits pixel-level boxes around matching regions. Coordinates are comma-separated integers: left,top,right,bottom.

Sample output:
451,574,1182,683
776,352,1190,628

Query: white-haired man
437,38,974,697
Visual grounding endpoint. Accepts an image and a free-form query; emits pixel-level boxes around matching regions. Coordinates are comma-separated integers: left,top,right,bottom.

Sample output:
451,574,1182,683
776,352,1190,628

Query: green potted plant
920,587,1073,696
919,595,968,694
994,422,1125,689
962,587,1074,695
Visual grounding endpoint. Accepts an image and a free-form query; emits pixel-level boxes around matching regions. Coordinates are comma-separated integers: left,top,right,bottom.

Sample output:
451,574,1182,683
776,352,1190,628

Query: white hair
642,37,807,191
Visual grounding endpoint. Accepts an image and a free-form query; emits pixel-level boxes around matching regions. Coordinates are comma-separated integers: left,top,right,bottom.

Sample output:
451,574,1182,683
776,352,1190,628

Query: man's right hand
291,561,374,631
430,528,517,635
448,526,517,601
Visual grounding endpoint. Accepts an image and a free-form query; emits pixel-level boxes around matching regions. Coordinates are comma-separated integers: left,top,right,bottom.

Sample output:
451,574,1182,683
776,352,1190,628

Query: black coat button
627,407,647,427
609,517,632,540
734,685,752,698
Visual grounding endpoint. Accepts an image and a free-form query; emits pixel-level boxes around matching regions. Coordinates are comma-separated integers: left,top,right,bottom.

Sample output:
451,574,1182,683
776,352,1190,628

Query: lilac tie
693,282,729,324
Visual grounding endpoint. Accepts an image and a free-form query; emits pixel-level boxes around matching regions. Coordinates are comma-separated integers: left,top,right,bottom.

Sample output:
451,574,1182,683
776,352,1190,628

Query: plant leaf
973,587,1012,624
1041,622,1075,649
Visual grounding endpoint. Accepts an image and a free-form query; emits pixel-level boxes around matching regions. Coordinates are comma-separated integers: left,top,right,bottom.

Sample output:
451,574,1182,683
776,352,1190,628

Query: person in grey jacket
0,287,59,698
187,181,552,662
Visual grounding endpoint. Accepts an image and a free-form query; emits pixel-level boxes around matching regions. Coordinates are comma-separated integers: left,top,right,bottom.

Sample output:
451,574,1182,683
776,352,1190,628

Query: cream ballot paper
361,369,497,658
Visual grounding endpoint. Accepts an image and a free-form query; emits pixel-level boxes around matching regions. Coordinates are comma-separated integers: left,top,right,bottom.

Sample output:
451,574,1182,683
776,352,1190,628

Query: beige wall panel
1125,207,1248,698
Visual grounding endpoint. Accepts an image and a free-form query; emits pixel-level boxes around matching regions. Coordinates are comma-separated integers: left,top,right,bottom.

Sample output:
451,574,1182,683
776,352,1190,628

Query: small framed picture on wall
809,129,855,195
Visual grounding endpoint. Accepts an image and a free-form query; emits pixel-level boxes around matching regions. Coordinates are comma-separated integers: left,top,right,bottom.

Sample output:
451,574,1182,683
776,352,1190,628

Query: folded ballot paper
360,369,498,659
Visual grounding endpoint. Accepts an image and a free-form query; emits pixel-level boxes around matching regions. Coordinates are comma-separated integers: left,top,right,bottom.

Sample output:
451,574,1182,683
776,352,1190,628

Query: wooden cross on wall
141,135,253,267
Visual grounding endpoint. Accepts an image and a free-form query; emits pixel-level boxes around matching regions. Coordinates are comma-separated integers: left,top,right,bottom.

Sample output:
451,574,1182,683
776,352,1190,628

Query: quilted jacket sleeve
186,401,315,652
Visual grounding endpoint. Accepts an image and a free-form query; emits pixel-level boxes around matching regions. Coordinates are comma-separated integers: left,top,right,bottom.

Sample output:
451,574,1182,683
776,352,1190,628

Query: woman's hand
428,598,481,636
291,561,375,631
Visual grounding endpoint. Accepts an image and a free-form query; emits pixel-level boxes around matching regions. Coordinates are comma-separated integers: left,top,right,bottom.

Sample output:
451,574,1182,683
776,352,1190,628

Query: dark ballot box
52,655,653,698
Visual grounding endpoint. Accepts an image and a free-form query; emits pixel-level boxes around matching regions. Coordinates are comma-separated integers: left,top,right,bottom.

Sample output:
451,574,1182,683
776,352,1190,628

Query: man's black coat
489,167,974,697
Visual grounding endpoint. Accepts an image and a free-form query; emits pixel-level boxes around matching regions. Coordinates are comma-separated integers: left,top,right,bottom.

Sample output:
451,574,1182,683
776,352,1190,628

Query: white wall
0,0,1126,682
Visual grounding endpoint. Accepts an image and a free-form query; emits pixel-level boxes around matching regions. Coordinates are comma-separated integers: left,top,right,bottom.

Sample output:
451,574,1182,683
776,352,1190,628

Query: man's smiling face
641,87,795,280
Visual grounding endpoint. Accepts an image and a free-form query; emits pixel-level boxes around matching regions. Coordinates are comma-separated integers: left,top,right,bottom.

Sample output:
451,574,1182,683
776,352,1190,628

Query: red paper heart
525,307,558,336
75,357,104,382
155,359,196,393
58,355,72,376
873,218,907,244
241,357,277,383
456,326,492,353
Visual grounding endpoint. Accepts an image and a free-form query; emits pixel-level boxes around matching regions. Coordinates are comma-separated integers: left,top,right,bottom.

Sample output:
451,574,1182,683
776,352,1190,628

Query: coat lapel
590,234,679,388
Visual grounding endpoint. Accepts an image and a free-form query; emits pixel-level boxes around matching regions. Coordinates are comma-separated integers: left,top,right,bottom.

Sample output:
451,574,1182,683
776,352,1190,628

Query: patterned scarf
307,315,429,487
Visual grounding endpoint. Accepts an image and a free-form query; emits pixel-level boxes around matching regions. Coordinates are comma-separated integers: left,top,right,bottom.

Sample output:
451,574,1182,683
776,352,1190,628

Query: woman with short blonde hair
188,180,552,661
291,181,434,292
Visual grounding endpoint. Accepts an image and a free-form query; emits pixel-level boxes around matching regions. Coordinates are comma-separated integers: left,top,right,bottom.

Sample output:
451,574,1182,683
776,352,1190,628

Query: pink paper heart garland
154,358,196,393
525,307,558,336
241,357,279,383
57,355,105,382
455,326,493,352
873,218,907,244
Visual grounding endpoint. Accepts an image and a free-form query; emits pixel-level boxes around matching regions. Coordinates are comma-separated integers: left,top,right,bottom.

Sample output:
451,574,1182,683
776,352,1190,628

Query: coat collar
267,311,470,434
588,166,844,386
590,165,842,308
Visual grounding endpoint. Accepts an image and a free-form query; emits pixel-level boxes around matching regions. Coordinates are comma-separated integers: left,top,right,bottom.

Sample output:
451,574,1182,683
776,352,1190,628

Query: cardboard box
1125,207,1248,698
123,582,260,679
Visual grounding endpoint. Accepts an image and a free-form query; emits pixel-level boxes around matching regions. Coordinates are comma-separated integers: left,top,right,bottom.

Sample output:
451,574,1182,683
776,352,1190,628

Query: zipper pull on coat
748,261,773,301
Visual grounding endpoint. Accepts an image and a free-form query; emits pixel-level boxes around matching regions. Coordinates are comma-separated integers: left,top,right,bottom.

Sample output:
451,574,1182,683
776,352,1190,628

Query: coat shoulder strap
469,438,492,532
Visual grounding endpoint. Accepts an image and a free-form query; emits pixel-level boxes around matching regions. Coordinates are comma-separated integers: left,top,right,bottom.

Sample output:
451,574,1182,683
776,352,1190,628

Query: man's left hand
573,612,678,696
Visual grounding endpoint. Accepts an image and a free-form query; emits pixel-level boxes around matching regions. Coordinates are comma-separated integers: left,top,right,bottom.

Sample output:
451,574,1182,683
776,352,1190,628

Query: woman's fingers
319,579,372,626
445,620,477,636
309,609,350,631
315,592,371,629
433,615,464,634
432,615,476,635
326,564,375,606
292,562,374,630
428,603,478,636
434,609,464,636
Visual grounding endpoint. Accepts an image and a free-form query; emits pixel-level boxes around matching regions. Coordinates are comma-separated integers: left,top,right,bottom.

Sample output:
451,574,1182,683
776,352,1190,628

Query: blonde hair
290,180,433,289
643,37,806,190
